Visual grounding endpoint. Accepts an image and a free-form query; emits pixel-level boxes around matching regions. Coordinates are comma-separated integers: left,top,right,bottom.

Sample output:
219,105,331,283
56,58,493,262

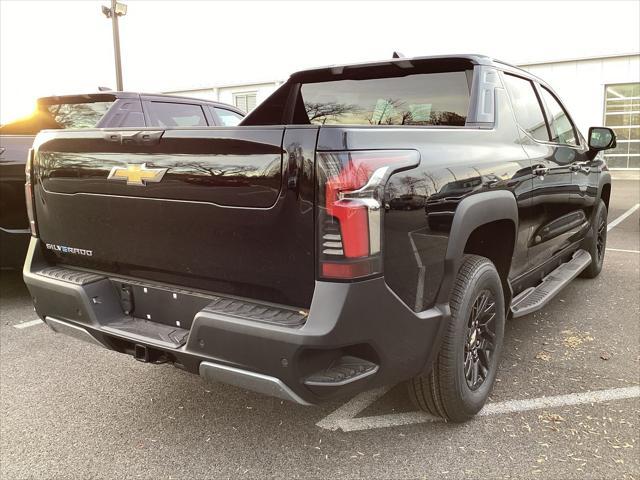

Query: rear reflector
321,260,377,279
25,148,37,236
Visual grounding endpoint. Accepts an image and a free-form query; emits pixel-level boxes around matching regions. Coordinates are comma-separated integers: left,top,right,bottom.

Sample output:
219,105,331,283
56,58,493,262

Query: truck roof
36,91,243,113
289,54,542,84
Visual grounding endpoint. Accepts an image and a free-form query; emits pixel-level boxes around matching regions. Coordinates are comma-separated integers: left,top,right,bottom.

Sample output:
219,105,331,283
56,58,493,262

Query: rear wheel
408,254,505,422
579,199,607,279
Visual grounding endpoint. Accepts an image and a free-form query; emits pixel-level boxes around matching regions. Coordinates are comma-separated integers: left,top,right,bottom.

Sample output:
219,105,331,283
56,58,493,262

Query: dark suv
0,92,244,267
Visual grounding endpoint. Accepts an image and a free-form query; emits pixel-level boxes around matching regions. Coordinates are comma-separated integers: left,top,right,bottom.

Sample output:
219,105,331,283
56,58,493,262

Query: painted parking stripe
13,319,44,329
316,386,391,431
479,386,639,417
608,203,639,231
607,248,640,253
317,385,640,432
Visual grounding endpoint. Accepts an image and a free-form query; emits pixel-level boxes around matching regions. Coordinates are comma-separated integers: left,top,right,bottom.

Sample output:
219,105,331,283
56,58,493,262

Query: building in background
164,80,282,116
166,53,639,169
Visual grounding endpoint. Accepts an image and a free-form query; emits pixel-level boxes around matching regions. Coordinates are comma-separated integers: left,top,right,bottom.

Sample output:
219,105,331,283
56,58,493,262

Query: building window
234,92,257,113
603,83,640,169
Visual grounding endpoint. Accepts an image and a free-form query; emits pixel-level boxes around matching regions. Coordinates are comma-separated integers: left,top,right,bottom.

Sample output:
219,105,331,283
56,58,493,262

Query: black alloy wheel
464,290,497,391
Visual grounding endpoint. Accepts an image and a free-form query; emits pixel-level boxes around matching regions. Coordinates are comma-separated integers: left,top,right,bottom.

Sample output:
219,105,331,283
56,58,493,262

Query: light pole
101,1,127,91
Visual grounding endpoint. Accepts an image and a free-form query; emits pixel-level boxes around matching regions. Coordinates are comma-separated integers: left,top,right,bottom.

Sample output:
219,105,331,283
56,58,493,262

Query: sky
1,0,639,123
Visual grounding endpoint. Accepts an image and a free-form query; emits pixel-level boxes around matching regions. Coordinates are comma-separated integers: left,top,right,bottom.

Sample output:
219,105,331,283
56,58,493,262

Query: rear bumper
23,238,448,405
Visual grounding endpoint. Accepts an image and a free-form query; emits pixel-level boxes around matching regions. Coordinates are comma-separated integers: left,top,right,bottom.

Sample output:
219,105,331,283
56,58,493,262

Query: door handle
532,166,549,177
569,161,591,173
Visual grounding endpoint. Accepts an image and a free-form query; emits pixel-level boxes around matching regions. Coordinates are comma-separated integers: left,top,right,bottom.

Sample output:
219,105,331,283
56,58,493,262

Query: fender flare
580,170,611,248
435,190,518,305
598,170,612,205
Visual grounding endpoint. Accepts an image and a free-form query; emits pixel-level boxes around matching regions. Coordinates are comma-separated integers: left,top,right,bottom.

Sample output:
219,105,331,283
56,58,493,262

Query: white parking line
317,385,640,432
479,386,639,417
608,203,639,231
13,319,44,329
316,386,391,431
607,248,640,254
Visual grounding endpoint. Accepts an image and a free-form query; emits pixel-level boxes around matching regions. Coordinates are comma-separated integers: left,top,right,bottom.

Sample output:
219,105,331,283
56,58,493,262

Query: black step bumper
23,238,448,404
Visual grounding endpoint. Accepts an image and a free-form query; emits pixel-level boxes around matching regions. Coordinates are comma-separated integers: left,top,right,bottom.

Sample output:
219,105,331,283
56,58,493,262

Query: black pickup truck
23,55,616,422
0,92,244,267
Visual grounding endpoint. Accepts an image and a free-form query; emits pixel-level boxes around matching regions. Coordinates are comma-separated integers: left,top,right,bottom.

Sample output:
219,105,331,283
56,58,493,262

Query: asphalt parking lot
1,179,638,480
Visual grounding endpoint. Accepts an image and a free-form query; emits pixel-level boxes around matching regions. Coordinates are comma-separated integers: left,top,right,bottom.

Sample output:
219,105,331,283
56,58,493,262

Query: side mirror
588,127,616,151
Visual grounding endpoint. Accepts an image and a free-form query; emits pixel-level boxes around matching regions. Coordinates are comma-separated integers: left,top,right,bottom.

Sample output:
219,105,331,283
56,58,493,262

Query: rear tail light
25,148,38,236
316,150,419,280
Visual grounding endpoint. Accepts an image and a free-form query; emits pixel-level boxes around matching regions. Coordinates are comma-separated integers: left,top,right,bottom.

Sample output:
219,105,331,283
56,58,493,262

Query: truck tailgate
32,127,317,307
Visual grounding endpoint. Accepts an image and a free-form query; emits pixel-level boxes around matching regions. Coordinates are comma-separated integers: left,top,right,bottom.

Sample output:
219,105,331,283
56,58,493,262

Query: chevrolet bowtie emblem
107,163,168,186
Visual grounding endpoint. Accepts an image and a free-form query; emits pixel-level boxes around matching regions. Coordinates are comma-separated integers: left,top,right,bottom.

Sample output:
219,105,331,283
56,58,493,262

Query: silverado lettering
45,244,93,256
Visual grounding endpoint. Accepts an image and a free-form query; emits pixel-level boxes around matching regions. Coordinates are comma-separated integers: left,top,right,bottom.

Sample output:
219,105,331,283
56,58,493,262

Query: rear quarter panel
317,89,531,312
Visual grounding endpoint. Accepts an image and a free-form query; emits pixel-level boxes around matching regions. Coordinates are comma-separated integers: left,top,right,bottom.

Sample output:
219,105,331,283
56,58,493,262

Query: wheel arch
436,190,518,308
599,172,612,210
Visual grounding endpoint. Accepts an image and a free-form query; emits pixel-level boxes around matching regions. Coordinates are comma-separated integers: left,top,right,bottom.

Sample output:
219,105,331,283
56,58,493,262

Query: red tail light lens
317,150,419,280
25,148,38,236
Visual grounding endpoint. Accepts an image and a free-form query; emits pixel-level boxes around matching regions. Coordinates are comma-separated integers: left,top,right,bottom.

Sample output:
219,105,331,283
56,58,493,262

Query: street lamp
101,1,127,91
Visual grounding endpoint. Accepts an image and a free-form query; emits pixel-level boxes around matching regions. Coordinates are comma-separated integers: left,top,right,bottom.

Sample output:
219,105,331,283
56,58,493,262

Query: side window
147,102,207,127
213,107,243,126
503,74,550,142
538,87,578,146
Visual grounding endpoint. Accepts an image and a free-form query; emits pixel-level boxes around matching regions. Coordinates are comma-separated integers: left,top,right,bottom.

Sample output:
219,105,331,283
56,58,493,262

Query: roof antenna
392,51,413,68
98,86,113,91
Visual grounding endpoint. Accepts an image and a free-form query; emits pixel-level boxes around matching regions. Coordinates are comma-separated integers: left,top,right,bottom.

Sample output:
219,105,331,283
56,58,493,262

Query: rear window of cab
297,71,471,126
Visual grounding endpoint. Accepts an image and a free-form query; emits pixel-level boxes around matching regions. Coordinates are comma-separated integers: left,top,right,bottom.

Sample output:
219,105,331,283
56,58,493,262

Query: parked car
22,55,615,422
0,92,244,267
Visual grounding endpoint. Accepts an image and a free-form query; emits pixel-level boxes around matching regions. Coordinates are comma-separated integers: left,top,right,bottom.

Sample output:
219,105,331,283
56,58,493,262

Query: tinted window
0,100,114,134
503,74,549,141
45,101,114,129
297,71,470,126
148,102,207,127
539,87,577,145
214,108,243,126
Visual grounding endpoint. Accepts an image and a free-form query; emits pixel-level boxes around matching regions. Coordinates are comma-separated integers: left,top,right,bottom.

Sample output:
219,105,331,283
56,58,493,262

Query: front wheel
408,254,505,422
579,199,607,279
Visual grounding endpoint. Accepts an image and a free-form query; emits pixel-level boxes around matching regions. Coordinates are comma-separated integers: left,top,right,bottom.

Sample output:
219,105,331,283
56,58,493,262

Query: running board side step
511,249,591,318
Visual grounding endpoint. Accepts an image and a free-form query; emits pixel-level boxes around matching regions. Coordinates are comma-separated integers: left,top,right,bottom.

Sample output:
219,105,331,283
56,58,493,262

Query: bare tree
304,102,358,123
399,110,414,125
428,111,466,126
367,98,405,125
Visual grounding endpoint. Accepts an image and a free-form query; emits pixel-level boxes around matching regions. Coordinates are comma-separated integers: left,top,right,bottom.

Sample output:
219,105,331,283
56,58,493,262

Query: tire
579,199,607,279
408,254,505,422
